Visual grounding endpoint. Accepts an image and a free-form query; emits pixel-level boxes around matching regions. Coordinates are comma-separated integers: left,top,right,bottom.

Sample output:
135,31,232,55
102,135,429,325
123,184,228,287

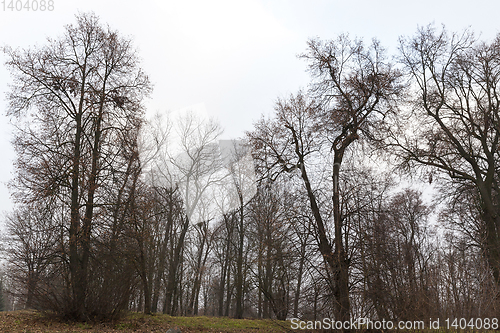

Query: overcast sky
1,0,500,222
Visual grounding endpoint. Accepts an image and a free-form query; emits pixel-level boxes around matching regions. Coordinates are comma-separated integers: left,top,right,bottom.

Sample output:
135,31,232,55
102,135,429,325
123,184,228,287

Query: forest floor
0,310,484,332
0,310,295,332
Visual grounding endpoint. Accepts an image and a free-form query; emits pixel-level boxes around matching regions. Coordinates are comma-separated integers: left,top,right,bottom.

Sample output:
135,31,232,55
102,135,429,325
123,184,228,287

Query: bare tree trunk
218,214,234,316
140,271,152,314
332,151,350,324
263,226,272,319
235,195,245,318
218,257,227,316
152,191,176,313
164,215,189,315
194,238,211,315
298,150,350,323
293,238,306,317
225,268,232,317
69,108,83,319
187,221,211,315
483,205,500,286
188,225,206,315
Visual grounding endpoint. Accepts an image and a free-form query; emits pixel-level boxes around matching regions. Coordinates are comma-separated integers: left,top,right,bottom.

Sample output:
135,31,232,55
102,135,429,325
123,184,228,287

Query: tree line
0,12,499,324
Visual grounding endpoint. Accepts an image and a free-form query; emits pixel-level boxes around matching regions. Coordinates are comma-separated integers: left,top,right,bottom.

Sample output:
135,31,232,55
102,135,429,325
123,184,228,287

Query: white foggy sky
0,0,499,220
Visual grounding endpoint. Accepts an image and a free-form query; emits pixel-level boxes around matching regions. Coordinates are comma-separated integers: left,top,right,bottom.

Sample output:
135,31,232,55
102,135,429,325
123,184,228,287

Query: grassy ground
0,310,294,333
2,311,493,332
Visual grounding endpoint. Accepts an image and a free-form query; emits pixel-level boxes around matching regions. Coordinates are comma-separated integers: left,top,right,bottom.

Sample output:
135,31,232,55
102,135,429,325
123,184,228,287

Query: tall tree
249,35,402,323
224,141,255,319
3,12,151,320
394,25,500,285
150,112,224,315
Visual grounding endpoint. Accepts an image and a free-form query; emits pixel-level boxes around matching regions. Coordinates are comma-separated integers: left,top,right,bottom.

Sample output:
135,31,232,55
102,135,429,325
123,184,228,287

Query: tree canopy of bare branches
392,25,500,286
3,12,151,320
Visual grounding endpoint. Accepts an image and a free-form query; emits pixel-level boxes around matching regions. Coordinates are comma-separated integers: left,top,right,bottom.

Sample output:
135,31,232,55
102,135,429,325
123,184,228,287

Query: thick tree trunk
477,180,500,287
69,110,83,319
332,152,350,324
77,101,104,319
483,205,500,286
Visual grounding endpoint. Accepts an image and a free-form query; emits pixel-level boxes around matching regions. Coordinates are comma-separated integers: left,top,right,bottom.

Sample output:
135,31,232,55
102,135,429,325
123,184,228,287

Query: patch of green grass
123,312,290,332
115,321,138,330
76,322,92,329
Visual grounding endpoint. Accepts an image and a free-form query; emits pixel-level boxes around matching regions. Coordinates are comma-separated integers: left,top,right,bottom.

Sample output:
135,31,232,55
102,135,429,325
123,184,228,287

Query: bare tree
439,187,500,318
394,25,500,286
147,112,225,315
4,202,60,310
3,12,151,320
249,35,402,322
222,141,256,319
247,179,299,320
300,35,403,321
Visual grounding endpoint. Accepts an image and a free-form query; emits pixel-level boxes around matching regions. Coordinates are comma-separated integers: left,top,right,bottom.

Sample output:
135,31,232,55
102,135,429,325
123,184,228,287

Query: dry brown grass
0,310,293,333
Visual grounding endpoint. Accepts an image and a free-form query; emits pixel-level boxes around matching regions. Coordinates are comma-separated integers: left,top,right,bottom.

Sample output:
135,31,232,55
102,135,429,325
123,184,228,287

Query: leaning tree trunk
298,152,350,323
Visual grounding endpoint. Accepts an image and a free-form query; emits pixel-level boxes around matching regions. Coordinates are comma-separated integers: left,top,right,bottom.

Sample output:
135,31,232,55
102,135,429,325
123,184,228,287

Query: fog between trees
0,12,499,324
